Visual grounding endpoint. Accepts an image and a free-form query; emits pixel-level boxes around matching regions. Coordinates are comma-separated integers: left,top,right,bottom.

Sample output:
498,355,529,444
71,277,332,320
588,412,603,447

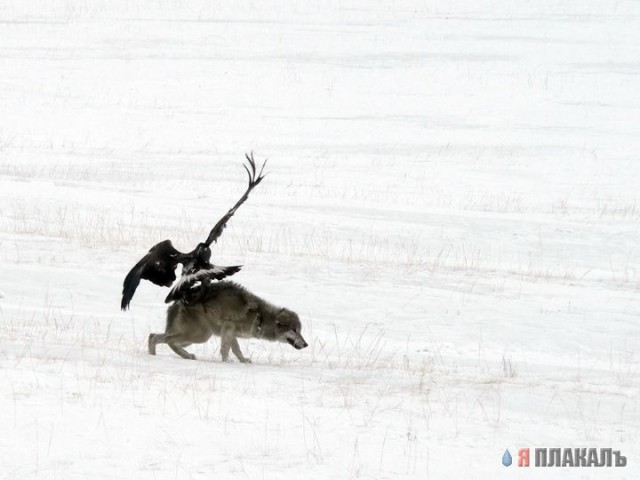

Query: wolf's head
275,309,308,349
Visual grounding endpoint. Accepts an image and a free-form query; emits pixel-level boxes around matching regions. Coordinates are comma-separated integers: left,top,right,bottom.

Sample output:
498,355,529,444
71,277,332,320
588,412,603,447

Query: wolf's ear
275,308,286,326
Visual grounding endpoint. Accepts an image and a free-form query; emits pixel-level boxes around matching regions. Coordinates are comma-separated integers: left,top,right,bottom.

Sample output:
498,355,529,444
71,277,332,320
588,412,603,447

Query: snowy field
1,1,639,478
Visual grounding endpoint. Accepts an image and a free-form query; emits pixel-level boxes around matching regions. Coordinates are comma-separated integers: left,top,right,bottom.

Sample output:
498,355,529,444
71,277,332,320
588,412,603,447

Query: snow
1,1,639,478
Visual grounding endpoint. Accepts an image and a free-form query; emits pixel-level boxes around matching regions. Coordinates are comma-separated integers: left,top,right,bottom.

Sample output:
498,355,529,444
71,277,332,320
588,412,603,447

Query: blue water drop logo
502,449,513,467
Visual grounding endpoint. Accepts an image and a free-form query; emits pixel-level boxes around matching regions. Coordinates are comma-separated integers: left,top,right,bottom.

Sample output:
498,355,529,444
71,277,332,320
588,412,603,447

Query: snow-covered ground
1,1,639,478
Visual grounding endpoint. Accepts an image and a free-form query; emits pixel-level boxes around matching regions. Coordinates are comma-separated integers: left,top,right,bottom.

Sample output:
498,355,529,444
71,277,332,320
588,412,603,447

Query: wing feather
203,153,267,247
120,240,181,310
121,259,147,311
164,265,242,304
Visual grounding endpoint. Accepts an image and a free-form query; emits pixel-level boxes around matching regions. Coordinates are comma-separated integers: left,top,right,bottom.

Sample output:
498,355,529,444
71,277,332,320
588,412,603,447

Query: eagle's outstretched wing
203,153,267,247
121,240,182,310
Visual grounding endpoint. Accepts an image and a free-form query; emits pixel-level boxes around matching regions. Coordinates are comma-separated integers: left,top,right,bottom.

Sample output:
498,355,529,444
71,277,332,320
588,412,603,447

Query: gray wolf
148,281,308,363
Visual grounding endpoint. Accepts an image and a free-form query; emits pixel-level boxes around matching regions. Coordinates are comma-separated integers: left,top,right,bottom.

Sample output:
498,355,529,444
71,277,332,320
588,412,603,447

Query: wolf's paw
239,358,252,364
186,353,197,360
148,335,157,355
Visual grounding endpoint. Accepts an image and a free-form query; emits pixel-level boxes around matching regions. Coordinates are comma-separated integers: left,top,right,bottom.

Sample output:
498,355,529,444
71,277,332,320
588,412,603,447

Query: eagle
121,153,266,310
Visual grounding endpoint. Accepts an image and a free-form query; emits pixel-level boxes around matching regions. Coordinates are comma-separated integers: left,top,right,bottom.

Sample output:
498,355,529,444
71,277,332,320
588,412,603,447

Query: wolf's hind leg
231,338,251,363
168,343,197,360
148,333,164,355
149,332,196,360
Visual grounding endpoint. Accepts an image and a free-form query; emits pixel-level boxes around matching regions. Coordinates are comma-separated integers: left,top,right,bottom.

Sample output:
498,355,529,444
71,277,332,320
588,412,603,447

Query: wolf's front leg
231,338,251,363
220,339,231,361
220,322,247,362
220,323,234,361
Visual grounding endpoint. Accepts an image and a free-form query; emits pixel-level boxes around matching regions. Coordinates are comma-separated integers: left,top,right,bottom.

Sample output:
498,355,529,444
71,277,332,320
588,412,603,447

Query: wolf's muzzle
287,336,308,349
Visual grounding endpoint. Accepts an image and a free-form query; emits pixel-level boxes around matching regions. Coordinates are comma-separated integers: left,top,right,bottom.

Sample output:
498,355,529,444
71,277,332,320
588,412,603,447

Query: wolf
148,281,308,363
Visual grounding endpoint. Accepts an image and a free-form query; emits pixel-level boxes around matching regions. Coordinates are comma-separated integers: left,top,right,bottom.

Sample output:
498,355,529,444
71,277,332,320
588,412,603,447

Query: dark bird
121,153,267,310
